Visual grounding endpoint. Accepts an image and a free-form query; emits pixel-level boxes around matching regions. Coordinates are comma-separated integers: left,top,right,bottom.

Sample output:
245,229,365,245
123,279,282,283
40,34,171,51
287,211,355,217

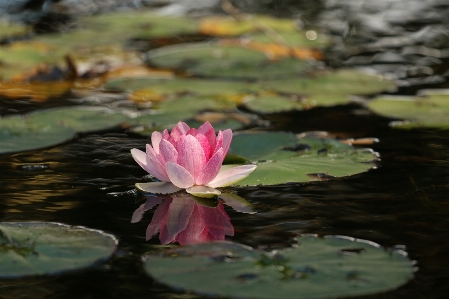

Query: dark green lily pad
0,222,117,278
367,92,449,129
143,235,414,299
0,115,75,154
146,43,313,79
28,106,130,133
229,132,378,186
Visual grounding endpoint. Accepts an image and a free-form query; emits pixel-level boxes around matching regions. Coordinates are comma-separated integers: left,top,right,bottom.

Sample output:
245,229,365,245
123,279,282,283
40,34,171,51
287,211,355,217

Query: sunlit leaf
27,106,130,133
228,132,378,186
0,81,73,101
0,222,117,278
0,115,75,154
367,91,449,129
199,15,297,36
143,236,414,299
147,43,313,79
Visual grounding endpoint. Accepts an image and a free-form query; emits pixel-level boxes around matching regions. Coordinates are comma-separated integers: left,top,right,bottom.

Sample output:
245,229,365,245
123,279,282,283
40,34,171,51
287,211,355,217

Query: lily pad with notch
228,131,378,186
0,222,117,278
143,235,414,299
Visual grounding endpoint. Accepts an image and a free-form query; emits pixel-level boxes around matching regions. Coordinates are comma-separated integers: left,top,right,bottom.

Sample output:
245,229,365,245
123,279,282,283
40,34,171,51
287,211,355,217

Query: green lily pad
249,31,331,48
146,43,313,79
143,235,414,299
0,21,32,40
245,70,395,110
130,96,239,135
229,132,378,186
27,106,130,133
367,92,449,129
105,77,258,95
0,222,117,278
0,115,75,154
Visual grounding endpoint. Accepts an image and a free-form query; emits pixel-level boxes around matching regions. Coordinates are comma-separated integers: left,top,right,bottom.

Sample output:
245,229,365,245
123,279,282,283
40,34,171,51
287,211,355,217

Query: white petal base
186,186,221,198
135,182,181,194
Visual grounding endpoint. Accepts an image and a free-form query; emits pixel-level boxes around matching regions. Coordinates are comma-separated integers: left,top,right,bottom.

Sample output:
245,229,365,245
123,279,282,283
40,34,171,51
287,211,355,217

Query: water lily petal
207,164,257,188
196,148,224,185
170,121,190,141
131,148,147,170
166,162,195,188
217,203,234,236
176,205,207,244
135,182,181,194
177,135,206,180
159,139,178,164
146,144,170,181
186,186,221,198
198,121,216,154
163,196,195,244
131,196,163,223
151,131,163,154
221,129,232,155
195,133,211,160
146,198,172,240
186,128,197,136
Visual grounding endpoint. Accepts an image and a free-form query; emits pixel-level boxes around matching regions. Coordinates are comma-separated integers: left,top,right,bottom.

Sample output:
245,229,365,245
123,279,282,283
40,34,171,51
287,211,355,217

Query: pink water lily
131,121,256,198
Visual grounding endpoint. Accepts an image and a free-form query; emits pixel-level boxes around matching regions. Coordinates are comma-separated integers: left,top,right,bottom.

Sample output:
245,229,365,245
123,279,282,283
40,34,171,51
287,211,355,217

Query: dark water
2,1,449,298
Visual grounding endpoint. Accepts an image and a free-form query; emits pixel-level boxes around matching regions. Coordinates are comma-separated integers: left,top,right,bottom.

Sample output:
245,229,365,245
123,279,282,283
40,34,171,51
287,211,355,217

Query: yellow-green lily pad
367,91,449,129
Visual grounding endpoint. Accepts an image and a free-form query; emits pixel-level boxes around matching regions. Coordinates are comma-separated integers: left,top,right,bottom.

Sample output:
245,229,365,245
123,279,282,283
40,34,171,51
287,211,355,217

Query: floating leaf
251,69,395,108
367,92,449,129
0,21,31,40
0,81,73,101
143,235,414,299
199,15,297,36
147,43,313,79
130,96,239,135
27,106,130,133
0,222,117,278
0,115,75,154
105,77,258,96
228,132,378,186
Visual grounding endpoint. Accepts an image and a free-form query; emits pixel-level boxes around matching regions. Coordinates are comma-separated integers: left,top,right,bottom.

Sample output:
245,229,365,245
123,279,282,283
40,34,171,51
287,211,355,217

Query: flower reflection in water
132,192,254,245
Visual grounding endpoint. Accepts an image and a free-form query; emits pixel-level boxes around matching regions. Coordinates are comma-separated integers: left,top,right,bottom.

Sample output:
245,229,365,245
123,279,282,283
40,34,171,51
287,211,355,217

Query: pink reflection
132,193,234,245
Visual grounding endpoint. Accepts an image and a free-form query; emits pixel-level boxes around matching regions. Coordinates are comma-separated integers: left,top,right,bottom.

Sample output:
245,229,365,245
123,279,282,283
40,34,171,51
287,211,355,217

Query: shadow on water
1,0,449,298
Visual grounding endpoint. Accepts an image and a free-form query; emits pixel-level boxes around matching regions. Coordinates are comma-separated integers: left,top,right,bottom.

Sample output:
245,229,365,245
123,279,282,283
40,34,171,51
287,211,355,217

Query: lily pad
27,106,130,133
105,77,257,96
199,15,297,37
367,92,449,129
130,96,240,135
0,21,31,40
228,132,378,186
0,115,75,154
143,235,414,299
146,43,313,79
250,69,395,109
0,222,117,278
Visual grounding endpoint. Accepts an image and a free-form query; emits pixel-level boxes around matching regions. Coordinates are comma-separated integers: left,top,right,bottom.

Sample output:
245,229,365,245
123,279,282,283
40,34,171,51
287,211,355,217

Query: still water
2,0,449,298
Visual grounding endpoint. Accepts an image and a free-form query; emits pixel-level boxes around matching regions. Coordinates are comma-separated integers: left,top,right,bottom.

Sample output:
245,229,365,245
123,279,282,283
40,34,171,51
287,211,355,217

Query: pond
1,1,449,298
